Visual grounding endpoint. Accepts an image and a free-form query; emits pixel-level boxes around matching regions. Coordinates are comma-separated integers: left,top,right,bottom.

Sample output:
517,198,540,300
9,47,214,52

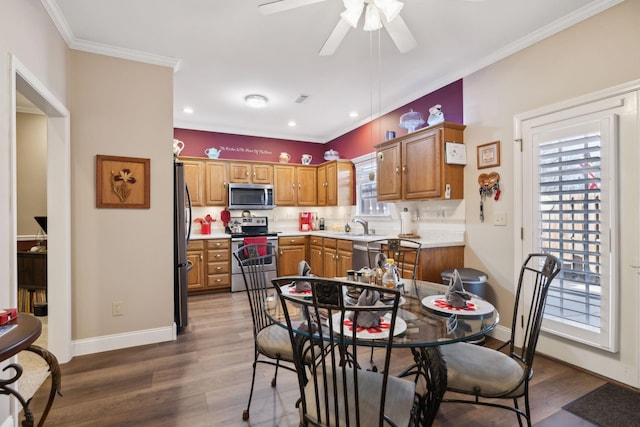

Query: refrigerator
174,162,192,332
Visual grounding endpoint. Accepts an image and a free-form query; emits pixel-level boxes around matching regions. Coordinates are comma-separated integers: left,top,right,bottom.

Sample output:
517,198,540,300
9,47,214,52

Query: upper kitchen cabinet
274,165,317,206
182,159,204,206
317,160,354,206
228,162,273,184
375,122,465,201
204,161,228,206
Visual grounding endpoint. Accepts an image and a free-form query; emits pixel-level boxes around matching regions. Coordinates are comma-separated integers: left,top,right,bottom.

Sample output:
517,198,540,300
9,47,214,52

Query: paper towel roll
401,211,412,235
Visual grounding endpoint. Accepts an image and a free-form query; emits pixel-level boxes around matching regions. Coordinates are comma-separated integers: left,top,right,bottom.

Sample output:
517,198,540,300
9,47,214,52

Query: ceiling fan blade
319,19,352,56
258,0,328,15
382,15,417,53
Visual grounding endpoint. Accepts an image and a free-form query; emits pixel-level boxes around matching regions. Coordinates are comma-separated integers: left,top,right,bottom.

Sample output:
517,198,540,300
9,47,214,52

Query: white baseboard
72,325,175,357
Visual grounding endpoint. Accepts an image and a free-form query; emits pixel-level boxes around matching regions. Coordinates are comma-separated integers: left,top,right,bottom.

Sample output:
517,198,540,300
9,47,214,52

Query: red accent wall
174,79,462,162
327,80,463,159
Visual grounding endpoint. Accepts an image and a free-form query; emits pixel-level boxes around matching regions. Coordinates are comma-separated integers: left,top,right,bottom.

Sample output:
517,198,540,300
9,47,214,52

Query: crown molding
41,0,180,71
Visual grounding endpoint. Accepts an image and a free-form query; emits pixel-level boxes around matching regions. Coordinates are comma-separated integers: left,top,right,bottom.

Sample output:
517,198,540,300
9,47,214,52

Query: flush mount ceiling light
245,94,268,108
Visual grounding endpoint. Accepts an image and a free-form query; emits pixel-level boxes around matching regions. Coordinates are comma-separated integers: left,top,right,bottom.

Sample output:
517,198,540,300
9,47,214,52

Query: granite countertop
189,229,464,248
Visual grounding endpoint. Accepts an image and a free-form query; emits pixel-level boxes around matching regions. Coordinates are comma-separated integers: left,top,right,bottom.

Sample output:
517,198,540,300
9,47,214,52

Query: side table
0,314,61,427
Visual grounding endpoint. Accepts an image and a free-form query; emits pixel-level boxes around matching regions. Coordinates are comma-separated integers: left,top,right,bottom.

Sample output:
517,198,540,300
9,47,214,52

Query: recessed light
245,94,268,108
350,111,358,118
183,106,194,114
288,121,296,127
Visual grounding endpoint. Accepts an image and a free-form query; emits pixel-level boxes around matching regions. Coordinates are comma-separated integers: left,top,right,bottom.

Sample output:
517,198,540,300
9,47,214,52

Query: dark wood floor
29,291,607,426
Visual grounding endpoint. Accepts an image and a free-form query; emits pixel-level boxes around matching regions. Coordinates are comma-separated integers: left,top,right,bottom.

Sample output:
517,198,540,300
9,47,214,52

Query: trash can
441,268,489,345
441,268,488,299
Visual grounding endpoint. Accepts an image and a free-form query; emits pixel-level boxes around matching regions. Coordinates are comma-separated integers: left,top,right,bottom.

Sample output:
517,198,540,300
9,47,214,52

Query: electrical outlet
112,301,124,316
445,184,451,199
494,212,507,226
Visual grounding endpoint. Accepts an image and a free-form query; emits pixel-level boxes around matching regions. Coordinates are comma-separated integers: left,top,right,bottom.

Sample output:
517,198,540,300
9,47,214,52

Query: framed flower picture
477,141,501,169
96,155,150,208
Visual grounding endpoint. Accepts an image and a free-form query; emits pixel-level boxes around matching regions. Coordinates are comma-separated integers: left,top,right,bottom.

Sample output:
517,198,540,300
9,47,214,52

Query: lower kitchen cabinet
418,246,464,283
278,236,308,276
206,239,231,291
186,240,205,292
314,237,353,278
187,238,231,293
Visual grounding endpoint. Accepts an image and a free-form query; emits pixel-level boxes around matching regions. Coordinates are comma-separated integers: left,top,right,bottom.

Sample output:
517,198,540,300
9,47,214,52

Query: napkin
445,269,472,308
348,288,381,328
295,260,313,292
374,252,387,269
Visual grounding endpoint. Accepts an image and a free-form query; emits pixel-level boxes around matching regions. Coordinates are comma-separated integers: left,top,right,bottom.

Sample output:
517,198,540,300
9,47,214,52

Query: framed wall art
477,141,501,169
96,155,150,209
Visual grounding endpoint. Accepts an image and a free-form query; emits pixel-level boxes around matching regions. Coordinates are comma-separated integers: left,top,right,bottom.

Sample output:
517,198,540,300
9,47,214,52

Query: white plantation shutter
525,113,618,352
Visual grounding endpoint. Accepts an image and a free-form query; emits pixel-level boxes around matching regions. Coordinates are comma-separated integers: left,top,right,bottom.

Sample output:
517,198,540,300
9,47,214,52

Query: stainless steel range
228,216,279,292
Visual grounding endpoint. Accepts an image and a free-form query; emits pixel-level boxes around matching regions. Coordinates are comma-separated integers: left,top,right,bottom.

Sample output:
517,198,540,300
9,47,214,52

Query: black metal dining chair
439,253,561,427
232,243,297,421
273,277,417,427
366,238,422,290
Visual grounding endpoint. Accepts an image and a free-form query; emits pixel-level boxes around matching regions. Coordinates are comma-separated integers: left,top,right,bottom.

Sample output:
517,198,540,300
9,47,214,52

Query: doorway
10,55,72,365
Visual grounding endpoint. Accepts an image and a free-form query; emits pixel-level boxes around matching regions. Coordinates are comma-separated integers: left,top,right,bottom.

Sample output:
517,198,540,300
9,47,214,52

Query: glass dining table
266,277,499,426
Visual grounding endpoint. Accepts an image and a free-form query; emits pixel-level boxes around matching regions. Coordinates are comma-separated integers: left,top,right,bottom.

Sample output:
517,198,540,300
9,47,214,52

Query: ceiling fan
258,0,417,56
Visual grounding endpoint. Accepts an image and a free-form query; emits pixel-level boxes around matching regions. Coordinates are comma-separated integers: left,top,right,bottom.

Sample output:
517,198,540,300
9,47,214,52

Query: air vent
294,94,310,104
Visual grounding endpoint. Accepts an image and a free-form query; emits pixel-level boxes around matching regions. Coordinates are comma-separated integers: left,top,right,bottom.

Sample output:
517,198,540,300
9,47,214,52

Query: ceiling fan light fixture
341,0,364,28
363,3,382,31
245,94,268,108
374,0,403,23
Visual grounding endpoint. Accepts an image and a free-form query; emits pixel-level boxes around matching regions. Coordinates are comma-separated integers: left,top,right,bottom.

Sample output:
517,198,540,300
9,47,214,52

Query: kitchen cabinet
375,122,465,201
417,246,464,283
182,159,204,206
308,236,324,275
228,162,273,184
317,160,354,206
206,239,231,291
204,161,228,206
318,237,353,278
188,239,231,293
278,236,308,276
187,240,206,292
273,165,317,206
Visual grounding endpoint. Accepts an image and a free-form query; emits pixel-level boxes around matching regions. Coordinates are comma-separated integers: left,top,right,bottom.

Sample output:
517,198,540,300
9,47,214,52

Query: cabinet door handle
395,166,400,174
298,184,301,189
402,165,407,173
200,254,203,260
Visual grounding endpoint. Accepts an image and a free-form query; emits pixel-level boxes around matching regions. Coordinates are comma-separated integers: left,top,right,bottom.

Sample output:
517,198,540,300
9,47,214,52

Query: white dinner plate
331,313,407,340
281,282,313,299
421,295,495,316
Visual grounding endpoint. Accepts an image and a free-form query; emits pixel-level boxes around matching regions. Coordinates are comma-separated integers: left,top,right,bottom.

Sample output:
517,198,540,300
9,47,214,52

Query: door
274,165,296,206
376,142,402,201
204,161,228,206
296,166,317,206
183,160,204,206
403,130,440,199
517,84,639,387
317,164,327,206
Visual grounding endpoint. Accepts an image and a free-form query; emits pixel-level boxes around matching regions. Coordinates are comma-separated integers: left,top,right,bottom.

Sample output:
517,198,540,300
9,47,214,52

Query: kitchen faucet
352,218,369,235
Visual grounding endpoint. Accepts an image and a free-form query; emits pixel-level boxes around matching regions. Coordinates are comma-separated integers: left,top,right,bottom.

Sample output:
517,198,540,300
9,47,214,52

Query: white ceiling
43,0,618,143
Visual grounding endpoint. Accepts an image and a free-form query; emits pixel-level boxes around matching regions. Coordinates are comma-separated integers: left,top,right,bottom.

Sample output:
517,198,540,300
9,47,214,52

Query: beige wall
16,112,47,236
462,1,640,382
69,50,174,339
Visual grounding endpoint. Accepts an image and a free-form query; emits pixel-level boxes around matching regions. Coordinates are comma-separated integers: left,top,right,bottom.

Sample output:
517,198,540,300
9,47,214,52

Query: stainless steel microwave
228,183,275,210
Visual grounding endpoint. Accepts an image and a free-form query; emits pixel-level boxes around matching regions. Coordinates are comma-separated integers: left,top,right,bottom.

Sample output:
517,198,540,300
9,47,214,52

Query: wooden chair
440,253,561,426
232,243,296,421
366,238,422,290
273,277,417,426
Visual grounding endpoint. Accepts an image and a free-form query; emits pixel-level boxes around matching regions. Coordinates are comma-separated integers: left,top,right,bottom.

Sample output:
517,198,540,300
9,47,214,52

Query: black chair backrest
366,238,422,282
232,243,277,337
273,277,402,427
508,253,561,372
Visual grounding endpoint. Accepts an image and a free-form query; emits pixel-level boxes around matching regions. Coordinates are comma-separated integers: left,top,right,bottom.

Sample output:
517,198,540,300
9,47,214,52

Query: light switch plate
494,212,507,226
